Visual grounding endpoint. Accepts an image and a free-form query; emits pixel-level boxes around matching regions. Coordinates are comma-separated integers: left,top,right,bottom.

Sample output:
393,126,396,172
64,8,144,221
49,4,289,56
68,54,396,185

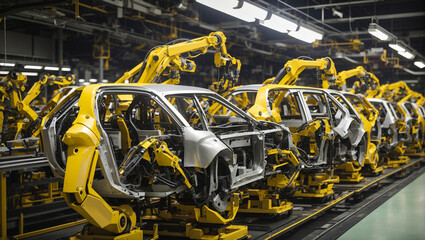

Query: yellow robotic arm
360,72,380,97
331,66,367,91
58,90,135,234
416,94,425,106
17,74,75,122
115,31,241,91
372,81,409,101
328,66,380,96
0,72,27,137
264,57,337,87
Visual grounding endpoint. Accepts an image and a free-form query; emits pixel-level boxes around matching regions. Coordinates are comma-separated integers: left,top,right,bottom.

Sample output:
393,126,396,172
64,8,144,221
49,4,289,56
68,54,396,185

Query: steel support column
58,28,63,76
0,172,7,240
99,58,103,82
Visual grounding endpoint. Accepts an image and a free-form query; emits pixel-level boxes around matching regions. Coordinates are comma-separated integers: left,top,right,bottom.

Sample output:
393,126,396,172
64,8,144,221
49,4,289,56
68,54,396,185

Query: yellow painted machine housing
262,57,337,88
41,84,137,234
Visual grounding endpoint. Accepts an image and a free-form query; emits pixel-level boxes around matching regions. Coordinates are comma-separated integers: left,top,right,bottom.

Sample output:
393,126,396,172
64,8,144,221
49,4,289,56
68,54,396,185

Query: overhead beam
403,68,425,76
0,0,67,17
9,13,163,45
327,30,425,38
294,0,381,10
324,12,425,23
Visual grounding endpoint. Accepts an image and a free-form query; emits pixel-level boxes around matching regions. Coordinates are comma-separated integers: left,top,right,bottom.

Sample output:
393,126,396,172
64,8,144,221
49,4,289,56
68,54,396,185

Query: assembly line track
0,154,48,171
245,157,423,240
4,156,422,240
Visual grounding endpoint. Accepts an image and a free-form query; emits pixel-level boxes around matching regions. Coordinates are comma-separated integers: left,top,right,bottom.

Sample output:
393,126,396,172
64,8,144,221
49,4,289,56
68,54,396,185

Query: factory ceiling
0,0,424,89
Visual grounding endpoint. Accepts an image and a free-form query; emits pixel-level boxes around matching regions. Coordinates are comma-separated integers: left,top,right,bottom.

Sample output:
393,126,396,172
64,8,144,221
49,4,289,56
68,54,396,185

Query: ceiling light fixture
0,62,15,67
79,79,85,83
414,61,425,69
89,79,98,83
24,65,43,70
398,51,415,60
368,23,393,41
0,71,9,75
22,72,38,76
44,66,59,71
260,14,298,33
288,26,323,43
61,67,71,71
237,1,268,21
389,42,406,52
196,0,268,22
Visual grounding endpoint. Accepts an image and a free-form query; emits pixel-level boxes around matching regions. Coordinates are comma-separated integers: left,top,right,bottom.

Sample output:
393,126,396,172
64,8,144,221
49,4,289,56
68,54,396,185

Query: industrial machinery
230,57,337,112
368,98,410,167
324,66,384,178
228,57,369,197
327,90,382,180
329,65,380,96
112,31,298,221
41,84,300,239
0,72,28,144
385,82,425,153
0,72,76,239
263,57,337,88
370,81,425,156
340,93,383,175
328,66,413,168
231,84,365,198
115,31,241,96
40,32,302,239
5,31,244,239
0,72,74,151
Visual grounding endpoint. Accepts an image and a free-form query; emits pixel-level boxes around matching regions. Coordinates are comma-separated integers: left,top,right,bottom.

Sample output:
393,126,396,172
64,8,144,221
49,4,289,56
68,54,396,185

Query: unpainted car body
368,98,408,153
399,101,424,148
42,84,299,213
229,84,366,168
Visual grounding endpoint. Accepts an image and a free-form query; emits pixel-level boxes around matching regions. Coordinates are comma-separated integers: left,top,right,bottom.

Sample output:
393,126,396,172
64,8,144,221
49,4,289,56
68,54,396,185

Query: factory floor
339,171,425,240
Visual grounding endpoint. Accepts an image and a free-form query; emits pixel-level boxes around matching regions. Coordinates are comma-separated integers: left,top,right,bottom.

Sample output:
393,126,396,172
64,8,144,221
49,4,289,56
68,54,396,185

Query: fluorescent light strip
260,14,297,33
45,66,59,71
82,82,90,86
197,0,267,22
398,51,415,60
414,61,425,69
89,79,98,83
389,43,406,52
22,72,38,76
61,67,71,71
0,71,9,75
288,26,323,43
368,29,389,41
238,2,268,21
101,79,109,83
0,63,15,67
79,79,85,83
24,65,43,70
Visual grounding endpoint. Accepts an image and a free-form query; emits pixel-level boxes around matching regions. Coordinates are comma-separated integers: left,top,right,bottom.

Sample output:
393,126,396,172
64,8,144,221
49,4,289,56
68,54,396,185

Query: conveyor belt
0,154,48,171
